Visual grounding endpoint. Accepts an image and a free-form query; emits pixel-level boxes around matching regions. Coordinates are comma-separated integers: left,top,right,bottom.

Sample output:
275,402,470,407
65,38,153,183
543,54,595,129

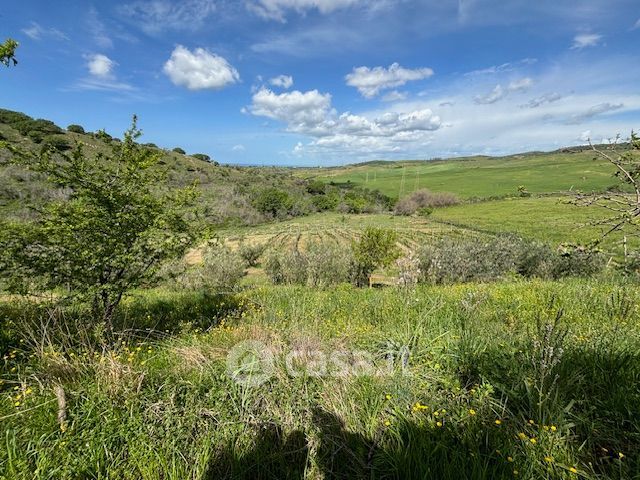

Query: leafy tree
0,116,199,328
350,227,400,286
67,124,85,134
0,38,18,67
307,179,326,195
42,135,71,152
192,153,211,162
173,147,186,154
253,187,294,217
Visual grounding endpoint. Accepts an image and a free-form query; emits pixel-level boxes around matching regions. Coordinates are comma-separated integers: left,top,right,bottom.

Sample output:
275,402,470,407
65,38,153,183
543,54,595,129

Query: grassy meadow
300,150,620,199
2,280,639,479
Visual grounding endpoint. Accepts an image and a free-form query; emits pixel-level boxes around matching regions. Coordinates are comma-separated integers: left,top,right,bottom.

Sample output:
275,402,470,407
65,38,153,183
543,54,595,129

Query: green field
301,151,621,199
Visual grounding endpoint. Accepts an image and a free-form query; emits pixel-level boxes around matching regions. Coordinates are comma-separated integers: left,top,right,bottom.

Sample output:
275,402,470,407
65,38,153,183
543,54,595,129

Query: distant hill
0,108,393,225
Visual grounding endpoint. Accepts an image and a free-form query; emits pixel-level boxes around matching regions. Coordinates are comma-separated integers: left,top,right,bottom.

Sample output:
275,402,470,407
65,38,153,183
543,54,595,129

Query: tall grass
1,279,639,479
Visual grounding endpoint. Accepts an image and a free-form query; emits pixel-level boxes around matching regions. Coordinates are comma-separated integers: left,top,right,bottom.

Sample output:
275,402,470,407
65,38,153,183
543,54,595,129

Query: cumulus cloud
269,75,294,89
163,45,240,91
21,22,68,41
567,102,624,124
249,87,333,127
87,54,115,78
249,86,441,155
571,33,602,49
119,0,217,34
474,77,533,104
232,144,246,151
346,63,434,98
249,0,363,21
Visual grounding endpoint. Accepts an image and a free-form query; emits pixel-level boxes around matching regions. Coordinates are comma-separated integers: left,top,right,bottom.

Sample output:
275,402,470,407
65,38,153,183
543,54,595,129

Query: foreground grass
1,279,639,479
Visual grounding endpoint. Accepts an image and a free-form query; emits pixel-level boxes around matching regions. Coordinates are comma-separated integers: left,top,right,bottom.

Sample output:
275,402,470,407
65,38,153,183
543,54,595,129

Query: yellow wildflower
495,419,502,425
507,456,514,462
544,456,553,463
469,409,476,416
569,467,578,474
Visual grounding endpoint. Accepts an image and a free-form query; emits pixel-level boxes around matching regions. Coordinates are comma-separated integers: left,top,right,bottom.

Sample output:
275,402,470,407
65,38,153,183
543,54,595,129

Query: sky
1,1,640,166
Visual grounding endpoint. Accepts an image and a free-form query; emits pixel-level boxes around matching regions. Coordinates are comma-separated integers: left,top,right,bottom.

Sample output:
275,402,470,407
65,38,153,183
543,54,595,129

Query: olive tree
0,116,199,328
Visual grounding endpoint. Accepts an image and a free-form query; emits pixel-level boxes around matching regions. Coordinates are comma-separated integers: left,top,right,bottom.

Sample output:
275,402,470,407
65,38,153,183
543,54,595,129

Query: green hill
300,150,629,199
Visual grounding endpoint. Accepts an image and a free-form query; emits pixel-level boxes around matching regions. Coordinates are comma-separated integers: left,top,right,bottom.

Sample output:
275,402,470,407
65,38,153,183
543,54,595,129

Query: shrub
42,135,71,152
264,251,308,285
238,241,266,267
394,197,419,215
418,236,604,285
192,153,211,162
263,241,352,286
173,147,186,154
350,227,400,286
307,179,326,195
305,241,352,286
395,189,459,214
312,192,339,211
67,124,85,134
253,187,294,218
181,244,246,292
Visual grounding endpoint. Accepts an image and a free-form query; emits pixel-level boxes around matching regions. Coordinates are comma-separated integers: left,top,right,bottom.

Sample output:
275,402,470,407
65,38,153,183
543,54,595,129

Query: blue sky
1,0,639,166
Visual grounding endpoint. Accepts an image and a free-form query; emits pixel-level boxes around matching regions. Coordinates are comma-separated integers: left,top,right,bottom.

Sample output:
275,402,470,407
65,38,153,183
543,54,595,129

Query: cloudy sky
2,1,639,165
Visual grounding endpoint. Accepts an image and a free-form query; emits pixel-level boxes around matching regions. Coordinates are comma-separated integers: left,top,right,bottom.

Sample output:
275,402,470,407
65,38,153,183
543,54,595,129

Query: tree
575,133,640,241
67,124,85,134
0,38,18,67
192,153,211,162
0,116,199,329
172,147,186,154
253,187,294,217
350,227,400,286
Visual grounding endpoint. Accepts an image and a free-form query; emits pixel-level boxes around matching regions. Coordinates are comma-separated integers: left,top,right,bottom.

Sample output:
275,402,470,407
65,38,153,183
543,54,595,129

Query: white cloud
249,86,441,155
232,144,246,151
163,45,240,91
571,33,602,49
249,87,333,127
465,58,537,77
475,77,532,104
119,0,217,34
382,90,408,102
21,22,67,41
249,0,363,21
567,102,624,124
269,75,294,89
579,130,591,142
634,18,640,29
345,63,434,98
522,92,562,108
87,7,113,49
87,54,115,78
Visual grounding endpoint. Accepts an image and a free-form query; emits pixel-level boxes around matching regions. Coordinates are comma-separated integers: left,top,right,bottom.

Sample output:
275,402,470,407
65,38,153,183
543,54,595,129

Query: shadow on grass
204,408,513,480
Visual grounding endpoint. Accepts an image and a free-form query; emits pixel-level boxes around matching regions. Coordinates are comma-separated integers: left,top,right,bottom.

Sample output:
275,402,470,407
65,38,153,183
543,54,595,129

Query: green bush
172,147,186,154
253,187,294,218
238,241,267,267
180,244,246,292
395,189,459,215
418,236,604,284
264,250,308,285
192,153,211,162
350,227,400,286
42,135,71,152
67,124,85,134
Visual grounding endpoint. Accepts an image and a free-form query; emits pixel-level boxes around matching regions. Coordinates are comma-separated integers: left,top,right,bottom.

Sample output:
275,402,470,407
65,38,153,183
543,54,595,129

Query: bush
264,241,352,286
264,251,308,285
307,179,326,194
192,153,211,162
253,187,294,218
67,124,85,134
172,147,186,154
42,135,71,152
418,236,603,284
350,227,400,286
395,189,459,215
312,192,339,211
238,242,266,267
181,244,246,292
